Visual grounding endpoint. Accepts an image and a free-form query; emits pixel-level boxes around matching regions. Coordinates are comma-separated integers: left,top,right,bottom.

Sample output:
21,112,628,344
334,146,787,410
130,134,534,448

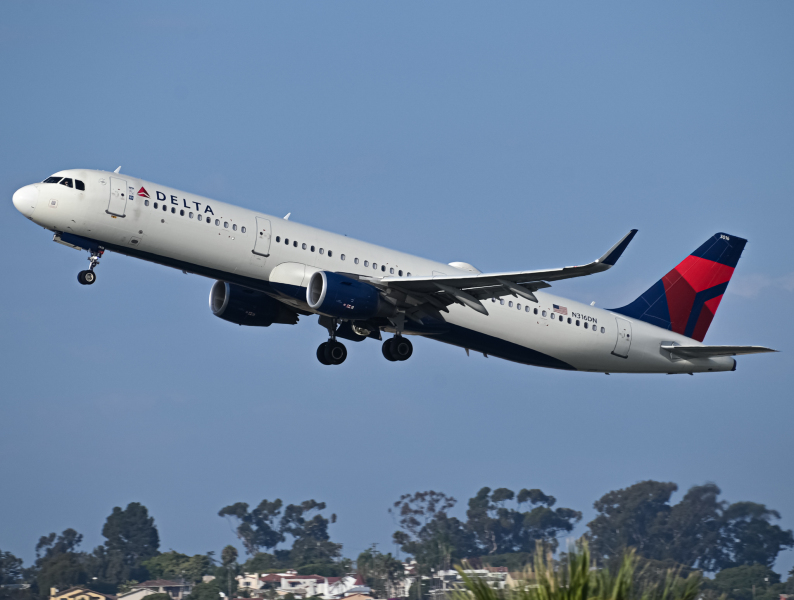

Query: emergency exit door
107,177,128,217
252,217,272,256
612,317,632,358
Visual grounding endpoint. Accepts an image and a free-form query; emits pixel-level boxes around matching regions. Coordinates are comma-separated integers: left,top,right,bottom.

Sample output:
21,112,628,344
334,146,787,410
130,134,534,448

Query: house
117,580,193,600
235,572,369,600
50,587,116,600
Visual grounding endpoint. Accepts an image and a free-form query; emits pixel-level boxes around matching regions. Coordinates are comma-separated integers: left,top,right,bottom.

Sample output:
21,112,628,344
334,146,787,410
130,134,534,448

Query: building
234,572,369,600
117,580,193,600
50,587,116,600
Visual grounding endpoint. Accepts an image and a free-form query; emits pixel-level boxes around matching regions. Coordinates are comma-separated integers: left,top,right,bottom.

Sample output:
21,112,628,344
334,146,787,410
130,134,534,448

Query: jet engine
210,281,299,326
306,271,393,320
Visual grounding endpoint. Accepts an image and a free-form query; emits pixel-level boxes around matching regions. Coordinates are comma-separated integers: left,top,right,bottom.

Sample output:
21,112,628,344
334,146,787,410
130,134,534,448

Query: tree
715,502,794,570
703,564,784,600
36,553,88,597
357,547,405,599
587,481,794,571
33,529,89,598
218,500,284,556
214,546,239,599
0,550,24,585
142,552,213,583
466,487,581,555
101,503,160,585
391,491,474,572
587,481,678,561
184,581,221,600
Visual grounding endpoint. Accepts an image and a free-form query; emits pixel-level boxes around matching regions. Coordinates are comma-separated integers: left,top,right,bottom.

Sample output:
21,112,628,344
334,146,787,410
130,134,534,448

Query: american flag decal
553,304,568,315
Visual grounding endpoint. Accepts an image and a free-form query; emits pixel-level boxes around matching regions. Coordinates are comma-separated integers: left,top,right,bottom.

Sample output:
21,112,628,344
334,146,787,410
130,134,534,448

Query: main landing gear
317,318,348,366
382,336,413,362
77,249,103,286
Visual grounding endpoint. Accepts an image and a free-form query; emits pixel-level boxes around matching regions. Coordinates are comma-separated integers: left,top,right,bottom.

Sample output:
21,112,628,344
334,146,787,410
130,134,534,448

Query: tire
325,341,347,365
390,336,413,361
83,270,96,285
317,342,331,365
381,338,397,362
77,271,87,285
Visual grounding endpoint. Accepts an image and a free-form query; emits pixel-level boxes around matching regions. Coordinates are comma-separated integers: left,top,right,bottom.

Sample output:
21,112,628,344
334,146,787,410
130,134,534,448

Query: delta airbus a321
12,168,776,373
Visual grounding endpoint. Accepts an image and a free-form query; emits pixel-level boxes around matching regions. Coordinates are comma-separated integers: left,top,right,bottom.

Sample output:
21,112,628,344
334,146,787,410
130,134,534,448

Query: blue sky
1,1,793,576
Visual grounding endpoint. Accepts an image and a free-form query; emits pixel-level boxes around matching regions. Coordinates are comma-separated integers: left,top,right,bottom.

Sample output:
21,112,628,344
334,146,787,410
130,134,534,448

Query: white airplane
12,168,776,373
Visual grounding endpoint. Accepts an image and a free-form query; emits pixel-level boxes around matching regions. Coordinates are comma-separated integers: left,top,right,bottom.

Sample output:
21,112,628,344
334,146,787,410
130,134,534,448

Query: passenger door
107,177,128,217
612,317,632,358
253,217,272,256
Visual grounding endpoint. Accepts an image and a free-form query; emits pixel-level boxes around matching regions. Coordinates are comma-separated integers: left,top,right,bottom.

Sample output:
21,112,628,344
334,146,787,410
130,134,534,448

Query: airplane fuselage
12,169,738,374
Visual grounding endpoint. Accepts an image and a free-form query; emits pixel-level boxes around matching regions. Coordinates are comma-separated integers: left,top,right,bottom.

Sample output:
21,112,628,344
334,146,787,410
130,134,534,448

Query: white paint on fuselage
17,169,735,374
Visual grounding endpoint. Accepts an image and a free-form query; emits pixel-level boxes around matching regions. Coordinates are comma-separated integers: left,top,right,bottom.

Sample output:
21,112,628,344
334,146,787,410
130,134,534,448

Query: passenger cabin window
355,258,360,264
319,248,324,254
154,202,159,209
381,264,385,271
162,204,167,211
293,240,297,247
390,268,394,274
43,177,61,184
225,222,229,229
145,200,150,207
276,236,280,242
198,214,202,221
241,227,246,233
341,254,346,260
59,178,73,188
215,219,220,226
190,212,194,218
302,242,306,249
233,224,238,231
364,260,369,267
398,270,403,276
328,250,333,257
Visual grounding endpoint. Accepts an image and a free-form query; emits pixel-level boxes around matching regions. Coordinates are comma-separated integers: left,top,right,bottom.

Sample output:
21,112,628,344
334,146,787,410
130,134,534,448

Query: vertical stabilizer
611,233,746,341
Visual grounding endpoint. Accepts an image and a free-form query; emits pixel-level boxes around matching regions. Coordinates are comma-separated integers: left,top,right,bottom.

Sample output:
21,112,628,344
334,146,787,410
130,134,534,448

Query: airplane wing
660,344,778,359
360,230,638,318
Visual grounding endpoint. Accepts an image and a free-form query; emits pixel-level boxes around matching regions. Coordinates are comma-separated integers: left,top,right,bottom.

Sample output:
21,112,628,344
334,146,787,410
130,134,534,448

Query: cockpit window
59,178,73,188
43,177,61,184
75,180,85,191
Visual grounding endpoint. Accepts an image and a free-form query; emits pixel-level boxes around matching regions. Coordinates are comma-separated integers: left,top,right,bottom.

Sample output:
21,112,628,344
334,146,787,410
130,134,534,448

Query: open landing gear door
253,217,272,257
612,317,632,358
107,177,128,217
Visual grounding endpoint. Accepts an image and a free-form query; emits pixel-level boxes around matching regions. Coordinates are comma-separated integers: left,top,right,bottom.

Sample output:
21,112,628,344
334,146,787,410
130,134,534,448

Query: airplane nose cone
13,184,38,218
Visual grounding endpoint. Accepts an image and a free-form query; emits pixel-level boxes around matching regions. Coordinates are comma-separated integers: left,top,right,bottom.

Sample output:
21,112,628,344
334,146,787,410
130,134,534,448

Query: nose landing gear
77,249,103,286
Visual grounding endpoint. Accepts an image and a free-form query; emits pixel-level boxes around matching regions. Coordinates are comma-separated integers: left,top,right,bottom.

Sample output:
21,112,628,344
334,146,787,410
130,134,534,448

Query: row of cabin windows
144,200,247,232
273,235,411,277
43,176,86,191
490,297,606,333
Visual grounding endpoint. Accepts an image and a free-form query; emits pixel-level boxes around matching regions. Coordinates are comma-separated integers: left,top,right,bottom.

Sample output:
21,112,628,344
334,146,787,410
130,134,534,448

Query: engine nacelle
307,271,391,320
210,281,299,326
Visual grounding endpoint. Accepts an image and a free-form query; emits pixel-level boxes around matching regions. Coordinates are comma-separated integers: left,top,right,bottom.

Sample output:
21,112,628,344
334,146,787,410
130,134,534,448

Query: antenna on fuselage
283,213,291,220
114,166,121,173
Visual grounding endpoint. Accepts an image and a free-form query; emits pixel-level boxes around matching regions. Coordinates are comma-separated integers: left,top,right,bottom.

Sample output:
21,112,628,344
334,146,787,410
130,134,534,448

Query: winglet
598,229,638,266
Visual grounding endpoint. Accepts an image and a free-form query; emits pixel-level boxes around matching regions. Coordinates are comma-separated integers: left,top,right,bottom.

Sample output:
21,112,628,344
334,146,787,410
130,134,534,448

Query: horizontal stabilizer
660,344,777,359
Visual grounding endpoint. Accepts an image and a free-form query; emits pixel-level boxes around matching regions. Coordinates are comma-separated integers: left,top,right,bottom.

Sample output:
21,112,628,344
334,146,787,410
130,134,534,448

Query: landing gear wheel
317,342,331,365
77,270,96,285
390,336,413,361
382,338,397,362
324,340,347,365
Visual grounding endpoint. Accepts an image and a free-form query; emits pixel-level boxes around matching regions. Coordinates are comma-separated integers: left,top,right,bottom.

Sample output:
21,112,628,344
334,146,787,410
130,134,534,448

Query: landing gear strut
77,248,103,286
317,318,347,366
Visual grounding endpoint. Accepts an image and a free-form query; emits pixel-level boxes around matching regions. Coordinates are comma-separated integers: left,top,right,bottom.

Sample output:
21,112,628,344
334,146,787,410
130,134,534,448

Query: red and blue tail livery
613,233,746,342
